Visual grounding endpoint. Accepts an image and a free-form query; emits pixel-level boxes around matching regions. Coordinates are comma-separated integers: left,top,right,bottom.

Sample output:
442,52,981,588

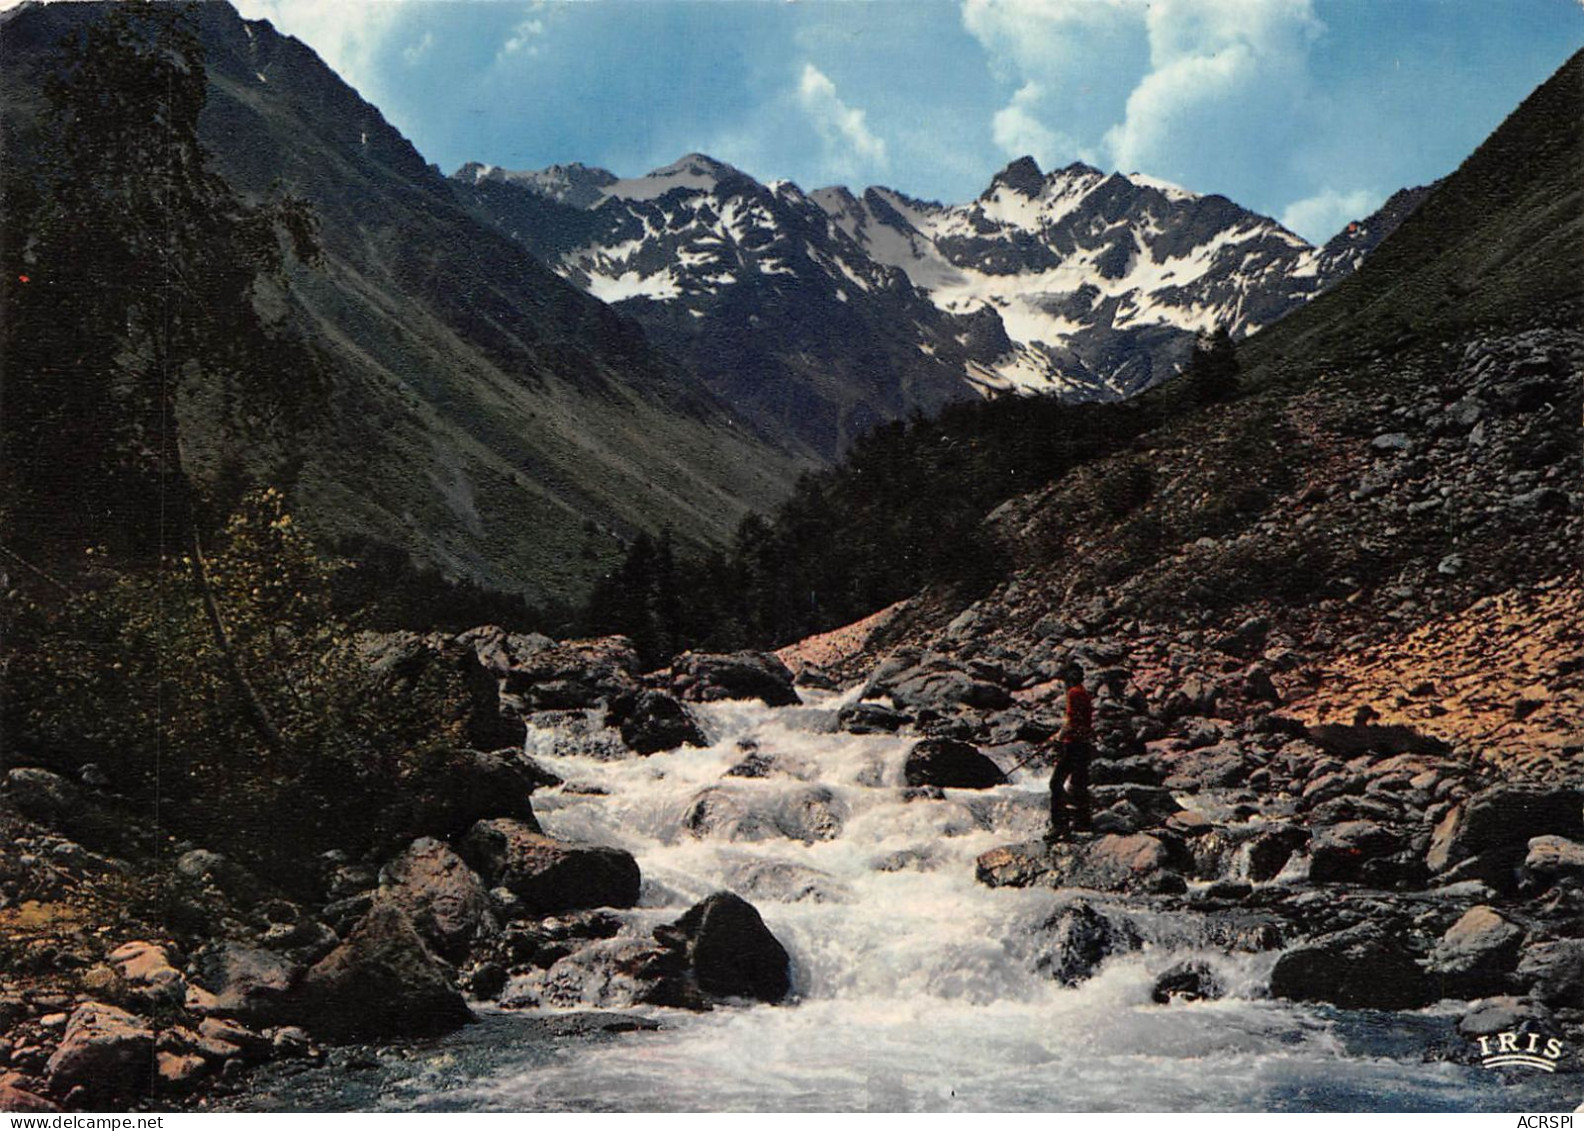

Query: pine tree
1184,325,1241,404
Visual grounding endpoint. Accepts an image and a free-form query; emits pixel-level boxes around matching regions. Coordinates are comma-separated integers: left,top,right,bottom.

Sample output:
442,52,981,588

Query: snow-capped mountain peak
451,152,1425,450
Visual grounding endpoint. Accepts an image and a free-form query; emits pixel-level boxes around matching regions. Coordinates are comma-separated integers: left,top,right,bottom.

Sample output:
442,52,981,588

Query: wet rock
1307,821,1405,884
975,842,1054,889
1269,923,1433,1010
44,1002,154,1105
670,651,800,707
461,819,641,915
1457,996,1556,1038
722,748,813,781
777,787,847,843
1033,902,1141,986
681,787,781,842
1427,785,1584,874
664,892,791,1003
296,902,473,1040
1515,939,1584,1009
1242,825,1311,882
379,838,496,962
1426,907,1524,997
903,738,1004,790
608,690,706,755
191,944,300,1026
837,702,908,734
723,751,777,779
1152,960,1224,1004
725,858,849,904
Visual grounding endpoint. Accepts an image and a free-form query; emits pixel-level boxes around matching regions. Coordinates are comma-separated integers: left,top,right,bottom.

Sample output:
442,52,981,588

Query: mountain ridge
455,149,1429,454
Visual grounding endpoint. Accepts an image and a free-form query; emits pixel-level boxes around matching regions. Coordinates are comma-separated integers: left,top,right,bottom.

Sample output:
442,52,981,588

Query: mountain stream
237,690,1577,1112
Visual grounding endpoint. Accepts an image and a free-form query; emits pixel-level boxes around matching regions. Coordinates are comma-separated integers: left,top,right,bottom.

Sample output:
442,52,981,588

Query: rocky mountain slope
454,153,1425,457
0,2,805,603
453,155,1012,459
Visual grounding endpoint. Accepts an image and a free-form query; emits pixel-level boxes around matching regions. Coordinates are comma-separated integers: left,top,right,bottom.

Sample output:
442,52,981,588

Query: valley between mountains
0,1,1579,1114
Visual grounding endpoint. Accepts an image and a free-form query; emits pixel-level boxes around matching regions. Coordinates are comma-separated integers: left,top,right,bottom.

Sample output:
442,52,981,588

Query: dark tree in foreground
0,2,317,558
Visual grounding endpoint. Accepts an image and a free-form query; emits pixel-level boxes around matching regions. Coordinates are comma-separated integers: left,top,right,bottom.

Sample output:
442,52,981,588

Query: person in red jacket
1048,664,1095,839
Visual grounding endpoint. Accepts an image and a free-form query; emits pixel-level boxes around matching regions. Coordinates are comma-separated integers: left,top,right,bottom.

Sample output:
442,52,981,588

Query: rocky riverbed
1,625,1579,1111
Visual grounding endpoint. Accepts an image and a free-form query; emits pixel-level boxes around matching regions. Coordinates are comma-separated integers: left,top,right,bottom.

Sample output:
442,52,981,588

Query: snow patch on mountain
454,152,1424,408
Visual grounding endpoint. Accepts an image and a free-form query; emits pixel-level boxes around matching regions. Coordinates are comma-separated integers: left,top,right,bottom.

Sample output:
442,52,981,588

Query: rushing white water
251,690,1577,1112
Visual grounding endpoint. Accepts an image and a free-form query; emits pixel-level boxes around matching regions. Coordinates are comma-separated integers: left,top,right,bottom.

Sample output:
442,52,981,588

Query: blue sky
229,0,1584,242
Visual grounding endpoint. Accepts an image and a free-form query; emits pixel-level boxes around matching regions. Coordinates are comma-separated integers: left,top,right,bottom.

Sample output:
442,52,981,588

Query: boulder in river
1033,902,1141,986
609,690,707,755
1269,923,1434,1010
660,892,791,1004
461,818,641,915
295,902,473,1040
903,738,1005,790
1047,833,1191,894
1152,960,1224,1004
975,842,1055,889
670,651,801,707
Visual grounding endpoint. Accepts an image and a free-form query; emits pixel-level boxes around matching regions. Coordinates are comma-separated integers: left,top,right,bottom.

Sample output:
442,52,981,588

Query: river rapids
236,690,1577,1112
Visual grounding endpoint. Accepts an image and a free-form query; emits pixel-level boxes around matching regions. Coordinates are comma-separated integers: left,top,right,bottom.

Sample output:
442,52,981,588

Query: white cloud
1280,186,1382,243
991,82,1088,167
1103,0,1321,174
233,0,406,98
797,63,888,172
963,0,1142,81
501,16,546,58
963,0,1322,184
